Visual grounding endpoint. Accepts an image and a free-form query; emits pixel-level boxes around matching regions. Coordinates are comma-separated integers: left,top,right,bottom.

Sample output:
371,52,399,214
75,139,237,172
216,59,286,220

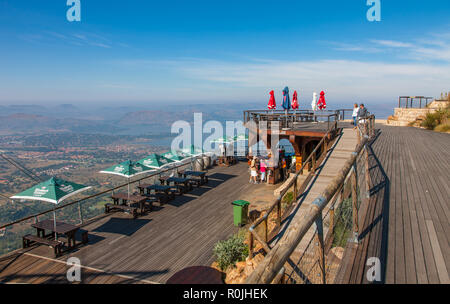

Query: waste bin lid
232,200,250,206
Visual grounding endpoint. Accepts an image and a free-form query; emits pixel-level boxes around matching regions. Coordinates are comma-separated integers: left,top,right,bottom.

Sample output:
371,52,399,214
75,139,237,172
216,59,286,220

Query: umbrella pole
53,207,57,241
127,178,130,201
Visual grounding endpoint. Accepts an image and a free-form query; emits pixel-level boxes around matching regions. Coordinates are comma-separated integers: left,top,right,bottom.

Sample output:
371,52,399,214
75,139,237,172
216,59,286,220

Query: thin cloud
371,40,414,48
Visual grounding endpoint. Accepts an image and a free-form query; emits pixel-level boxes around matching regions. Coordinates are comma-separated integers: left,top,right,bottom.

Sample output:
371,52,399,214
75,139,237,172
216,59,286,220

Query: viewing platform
0,111,448,284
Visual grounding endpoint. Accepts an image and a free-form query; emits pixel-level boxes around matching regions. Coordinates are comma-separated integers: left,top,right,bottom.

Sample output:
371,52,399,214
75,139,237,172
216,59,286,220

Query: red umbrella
292,90,299,110
268,90,276,110
317,91,327,110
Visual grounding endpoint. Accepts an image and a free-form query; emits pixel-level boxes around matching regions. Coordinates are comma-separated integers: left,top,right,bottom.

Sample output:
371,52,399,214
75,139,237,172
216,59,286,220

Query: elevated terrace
0,110,448,284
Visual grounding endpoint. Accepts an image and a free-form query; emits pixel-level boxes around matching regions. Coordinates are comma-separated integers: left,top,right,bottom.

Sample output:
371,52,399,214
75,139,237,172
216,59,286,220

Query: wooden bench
58,229,89,247
169,186,184,196
78,229,89,245
105,203,138,218
188,178,202,188
23,234,63,257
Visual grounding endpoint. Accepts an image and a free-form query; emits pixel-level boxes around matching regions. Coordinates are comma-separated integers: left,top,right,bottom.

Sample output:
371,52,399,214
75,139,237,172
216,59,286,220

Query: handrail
398,96,433,109
246,115,375,283
247,129,332,258
243,109,353,123
0,158,199,230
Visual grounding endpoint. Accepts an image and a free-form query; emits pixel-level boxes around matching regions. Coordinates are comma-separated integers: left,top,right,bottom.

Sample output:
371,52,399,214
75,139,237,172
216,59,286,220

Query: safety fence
0,159,201,256
246,115,376,284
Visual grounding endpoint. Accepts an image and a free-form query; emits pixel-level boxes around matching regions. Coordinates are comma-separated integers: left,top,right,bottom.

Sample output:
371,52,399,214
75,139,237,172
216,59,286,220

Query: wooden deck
0,162,260,284
337,125,450,284
1,124,448,284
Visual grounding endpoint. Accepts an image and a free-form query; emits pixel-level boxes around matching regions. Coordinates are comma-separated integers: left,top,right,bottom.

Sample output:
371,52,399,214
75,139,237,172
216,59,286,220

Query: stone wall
386,100,449,127
387,108,431,126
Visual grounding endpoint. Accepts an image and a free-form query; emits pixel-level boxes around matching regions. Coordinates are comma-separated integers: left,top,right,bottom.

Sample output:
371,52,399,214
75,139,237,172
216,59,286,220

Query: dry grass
435,123,450,133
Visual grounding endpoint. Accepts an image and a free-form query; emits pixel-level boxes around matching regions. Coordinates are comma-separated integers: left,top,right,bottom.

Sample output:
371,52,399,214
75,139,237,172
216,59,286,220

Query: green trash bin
232,200,250,227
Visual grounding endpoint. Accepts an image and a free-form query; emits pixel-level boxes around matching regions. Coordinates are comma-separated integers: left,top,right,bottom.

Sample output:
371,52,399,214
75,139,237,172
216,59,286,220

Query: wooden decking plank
410,130,450,277
425,220,450,284
399,133,417,284
404,139,430,284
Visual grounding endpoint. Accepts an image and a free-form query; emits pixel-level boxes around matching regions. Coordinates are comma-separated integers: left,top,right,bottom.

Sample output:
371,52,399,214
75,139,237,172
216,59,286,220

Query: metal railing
246,115,376,284
247,130,332,260
0,158,203,255
398,96,433,109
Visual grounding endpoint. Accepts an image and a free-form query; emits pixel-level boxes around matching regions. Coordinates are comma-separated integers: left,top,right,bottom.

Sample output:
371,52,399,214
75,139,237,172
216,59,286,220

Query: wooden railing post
350,165,359,243
311,152,316,173
293,176,298,200
249,231,254,259
364,144,371,199
78,201,83,225
277,200,282,228
264,217,268,243
357,129,361,145
329,206,335,238
314,215,326,284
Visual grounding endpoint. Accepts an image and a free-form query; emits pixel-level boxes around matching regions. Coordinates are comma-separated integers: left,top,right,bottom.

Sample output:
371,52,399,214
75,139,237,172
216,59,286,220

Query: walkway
338,125,450,284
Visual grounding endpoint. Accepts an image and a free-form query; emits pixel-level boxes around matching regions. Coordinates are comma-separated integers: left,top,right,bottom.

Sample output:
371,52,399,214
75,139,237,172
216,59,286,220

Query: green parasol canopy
181,145,205,156
233,134,248,142
10,177,91,240
10,177,91,205
161,151,191,163
137,153,176,169
99,160,154,178
211,136,235,144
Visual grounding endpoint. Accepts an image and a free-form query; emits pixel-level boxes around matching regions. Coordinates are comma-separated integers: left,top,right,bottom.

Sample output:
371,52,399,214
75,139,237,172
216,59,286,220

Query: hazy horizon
1,1,449,107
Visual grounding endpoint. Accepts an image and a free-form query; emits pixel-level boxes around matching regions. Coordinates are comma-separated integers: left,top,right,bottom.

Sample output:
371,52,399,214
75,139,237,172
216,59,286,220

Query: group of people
351,103,369,128
248,149,294,184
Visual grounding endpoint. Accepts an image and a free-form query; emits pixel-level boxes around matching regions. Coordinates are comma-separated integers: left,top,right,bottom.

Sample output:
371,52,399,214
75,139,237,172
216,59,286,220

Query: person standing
250,156,258,184
280,157,287,181
357,104,368,124
352,103,359,129
260,159,267,182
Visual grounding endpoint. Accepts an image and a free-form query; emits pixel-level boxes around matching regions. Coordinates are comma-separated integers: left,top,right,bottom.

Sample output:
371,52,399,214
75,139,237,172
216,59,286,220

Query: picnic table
179,170,209,186
137,183,175,204
107,193,149,217
160,176,192,194
31,219,81,249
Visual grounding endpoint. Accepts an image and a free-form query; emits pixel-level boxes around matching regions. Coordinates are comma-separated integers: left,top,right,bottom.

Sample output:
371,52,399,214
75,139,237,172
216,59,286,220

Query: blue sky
0,0,449,106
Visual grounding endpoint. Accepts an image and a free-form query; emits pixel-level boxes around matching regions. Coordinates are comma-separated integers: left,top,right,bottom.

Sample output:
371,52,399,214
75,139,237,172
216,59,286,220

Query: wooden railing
247,130,333,259
246,115,376,284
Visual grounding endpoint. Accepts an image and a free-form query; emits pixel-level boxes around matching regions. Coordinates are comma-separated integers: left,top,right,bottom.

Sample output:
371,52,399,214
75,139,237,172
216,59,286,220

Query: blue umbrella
282,86,291,119
282,87,291,110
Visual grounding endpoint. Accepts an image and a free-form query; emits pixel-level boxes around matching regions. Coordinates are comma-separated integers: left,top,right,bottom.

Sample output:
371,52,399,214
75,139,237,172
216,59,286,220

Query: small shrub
281,191,294,210
435,123,450,133
213,230,249,271
332,198,353,248
422,111,444,130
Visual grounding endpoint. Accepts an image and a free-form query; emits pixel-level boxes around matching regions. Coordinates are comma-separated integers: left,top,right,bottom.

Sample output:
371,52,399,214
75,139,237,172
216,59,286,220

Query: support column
289,135,303,172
